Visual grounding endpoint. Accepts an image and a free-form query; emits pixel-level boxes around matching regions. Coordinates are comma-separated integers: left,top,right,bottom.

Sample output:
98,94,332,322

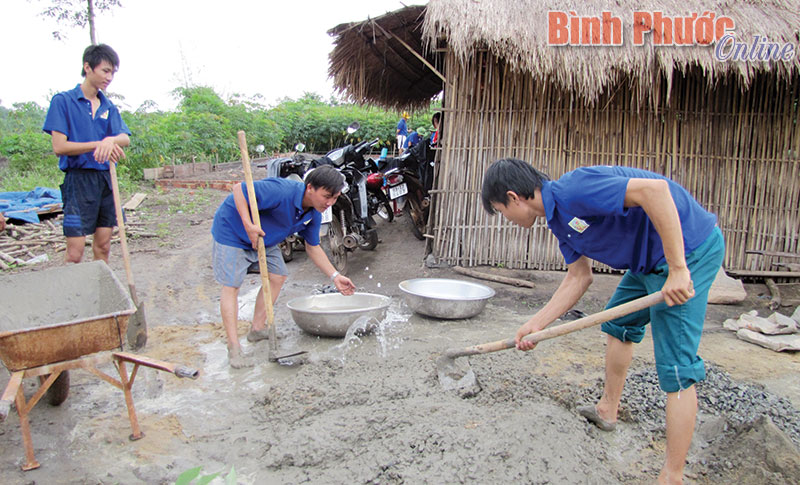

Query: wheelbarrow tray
0,261,135,372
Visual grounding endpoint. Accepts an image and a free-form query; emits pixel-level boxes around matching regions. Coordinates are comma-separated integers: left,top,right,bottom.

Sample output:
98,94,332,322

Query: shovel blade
436,355,480,394
126,301,148,350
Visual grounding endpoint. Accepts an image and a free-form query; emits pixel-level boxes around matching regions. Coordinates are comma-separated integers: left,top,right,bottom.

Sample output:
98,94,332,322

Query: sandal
578,405,617,431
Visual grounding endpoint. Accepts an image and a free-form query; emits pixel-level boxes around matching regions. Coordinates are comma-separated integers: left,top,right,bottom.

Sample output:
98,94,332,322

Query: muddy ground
1,182,799,484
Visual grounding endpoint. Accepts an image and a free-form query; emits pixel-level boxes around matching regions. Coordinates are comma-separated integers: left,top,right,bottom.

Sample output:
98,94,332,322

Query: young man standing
43,44,131,264
396,111,409,154
481,159,724,485
211,166,357,368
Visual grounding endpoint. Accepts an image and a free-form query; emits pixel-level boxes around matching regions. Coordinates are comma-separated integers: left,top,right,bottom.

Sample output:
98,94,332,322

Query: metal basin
399,278,495,319
286,293,391,337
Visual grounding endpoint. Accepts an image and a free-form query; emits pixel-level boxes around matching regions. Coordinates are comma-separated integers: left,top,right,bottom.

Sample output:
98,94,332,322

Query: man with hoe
211,166,357,368
42,44,130,264
481,159,724,484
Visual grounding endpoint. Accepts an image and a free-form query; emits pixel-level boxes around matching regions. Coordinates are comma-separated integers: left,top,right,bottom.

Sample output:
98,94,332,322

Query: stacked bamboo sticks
0,214,156,270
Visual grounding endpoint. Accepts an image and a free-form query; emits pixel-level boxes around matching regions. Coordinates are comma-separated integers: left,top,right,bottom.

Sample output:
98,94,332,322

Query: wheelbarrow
0,261,199,471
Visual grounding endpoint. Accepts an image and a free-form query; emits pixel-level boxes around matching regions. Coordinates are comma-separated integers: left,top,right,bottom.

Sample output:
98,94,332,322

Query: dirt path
1,186,799,484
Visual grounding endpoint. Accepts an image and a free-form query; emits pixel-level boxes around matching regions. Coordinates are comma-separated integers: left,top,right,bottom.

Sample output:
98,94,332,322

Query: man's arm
305,242,356,295
516,256,593,350
0,213,6,232
50,131,129,163
232,183,264,249
624,178,694,306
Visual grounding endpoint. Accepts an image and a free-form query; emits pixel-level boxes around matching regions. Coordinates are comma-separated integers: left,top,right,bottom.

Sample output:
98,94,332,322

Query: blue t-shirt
541,166,717,273
211,178,322,250
403,131,421,149
42,84,131,171
397,118,408,137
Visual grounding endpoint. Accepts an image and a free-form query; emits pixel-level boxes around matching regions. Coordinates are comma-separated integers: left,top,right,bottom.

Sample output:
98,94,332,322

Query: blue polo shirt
397,118,408,137
541,166,717,273
42,84,131,171
403,131,421,149
211,178,322,250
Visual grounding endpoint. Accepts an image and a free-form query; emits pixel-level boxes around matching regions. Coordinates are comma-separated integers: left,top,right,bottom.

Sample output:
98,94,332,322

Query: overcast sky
0,0,425,112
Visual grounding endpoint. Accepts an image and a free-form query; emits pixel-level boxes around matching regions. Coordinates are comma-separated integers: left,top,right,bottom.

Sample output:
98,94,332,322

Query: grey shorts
212,240,288,288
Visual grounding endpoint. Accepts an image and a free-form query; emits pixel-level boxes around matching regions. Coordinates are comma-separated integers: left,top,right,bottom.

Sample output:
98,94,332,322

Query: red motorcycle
367,152,429,240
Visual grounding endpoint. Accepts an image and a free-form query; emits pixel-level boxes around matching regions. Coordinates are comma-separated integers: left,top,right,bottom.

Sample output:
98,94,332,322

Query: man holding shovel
211,165,356,368
42,44,130,264
481,159,724,485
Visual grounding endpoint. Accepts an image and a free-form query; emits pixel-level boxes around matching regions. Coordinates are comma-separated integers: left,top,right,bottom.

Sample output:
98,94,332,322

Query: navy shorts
60,169,117,237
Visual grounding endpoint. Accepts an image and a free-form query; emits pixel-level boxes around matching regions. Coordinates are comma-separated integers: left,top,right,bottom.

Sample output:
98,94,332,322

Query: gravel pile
598,364,800,446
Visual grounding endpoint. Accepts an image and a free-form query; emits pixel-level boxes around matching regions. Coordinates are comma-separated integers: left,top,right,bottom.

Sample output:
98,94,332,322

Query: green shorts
600,227,725,393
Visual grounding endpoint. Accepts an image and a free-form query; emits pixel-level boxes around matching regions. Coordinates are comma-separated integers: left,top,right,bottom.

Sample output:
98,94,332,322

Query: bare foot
228,347,254,369
246,328,270,343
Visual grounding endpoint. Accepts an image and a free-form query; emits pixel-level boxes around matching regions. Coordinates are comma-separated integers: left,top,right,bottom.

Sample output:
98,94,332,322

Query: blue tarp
0,187,62,224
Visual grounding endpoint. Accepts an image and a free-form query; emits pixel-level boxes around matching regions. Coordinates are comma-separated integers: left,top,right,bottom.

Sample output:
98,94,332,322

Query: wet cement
0,261,132,332
1,201,798,484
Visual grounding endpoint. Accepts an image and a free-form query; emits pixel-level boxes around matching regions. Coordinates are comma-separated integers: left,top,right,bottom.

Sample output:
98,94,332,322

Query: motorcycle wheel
376,199,394,222
279,240,294,262
39,371,70,406
322,213,348,275
405,197,426,240
358,228,379,250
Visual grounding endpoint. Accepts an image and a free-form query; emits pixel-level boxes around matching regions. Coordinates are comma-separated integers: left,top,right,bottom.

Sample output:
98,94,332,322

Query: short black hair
81,44,119,77
432,112,441,124
481,158,551,214
305,165,345,194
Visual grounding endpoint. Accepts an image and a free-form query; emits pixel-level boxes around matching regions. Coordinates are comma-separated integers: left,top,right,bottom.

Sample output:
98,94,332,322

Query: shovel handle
444,292,665,359
109,161,138,305
237,131,278,356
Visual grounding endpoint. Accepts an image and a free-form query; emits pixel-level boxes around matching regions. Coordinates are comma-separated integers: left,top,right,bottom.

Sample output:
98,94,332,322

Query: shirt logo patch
568,217,589,233
100,111,109,119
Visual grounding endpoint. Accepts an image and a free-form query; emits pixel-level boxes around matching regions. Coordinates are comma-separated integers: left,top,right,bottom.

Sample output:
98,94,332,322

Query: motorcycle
312,122,388,275
256,143,313,262
374,141,431,241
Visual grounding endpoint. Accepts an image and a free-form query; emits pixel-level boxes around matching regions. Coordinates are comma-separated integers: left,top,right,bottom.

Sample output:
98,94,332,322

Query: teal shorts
600,227,725,393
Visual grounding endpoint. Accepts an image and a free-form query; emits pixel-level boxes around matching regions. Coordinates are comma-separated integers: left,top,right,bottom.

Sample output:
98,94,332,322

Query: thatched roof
423,0,800,104
328,5,442,111
329,1,800,109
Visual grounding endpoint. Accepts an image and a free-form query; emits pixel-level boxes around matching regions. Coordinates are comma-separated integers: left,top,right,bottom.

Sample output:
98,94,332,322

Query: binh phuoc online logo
547,11,797,62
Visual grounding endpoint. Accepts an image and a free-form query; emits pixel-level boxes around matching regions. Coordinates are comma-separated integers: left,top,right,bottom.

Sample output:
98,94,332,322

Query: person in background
431,112,441,147
403,127,428,152
42,44,131,264
396,111,409,154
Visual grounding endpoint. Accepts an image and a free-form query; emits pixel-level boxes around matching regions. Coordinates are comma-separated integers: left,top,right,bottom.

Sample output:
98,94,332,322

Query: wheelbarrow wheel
39,371,70,406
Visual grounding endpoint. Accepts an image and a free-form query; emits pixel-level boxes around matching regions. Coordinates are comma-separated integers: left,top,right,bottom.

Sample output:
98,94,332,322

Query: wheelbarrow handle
0,371,24,422
0,400,10,422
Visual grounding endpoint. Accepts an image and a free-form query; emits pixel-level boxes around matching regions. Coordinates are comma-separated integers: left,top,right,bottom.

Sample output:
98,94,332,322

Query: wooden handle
0,371,23,422
444,292,665,359
237,131,275,330
109,161,138,305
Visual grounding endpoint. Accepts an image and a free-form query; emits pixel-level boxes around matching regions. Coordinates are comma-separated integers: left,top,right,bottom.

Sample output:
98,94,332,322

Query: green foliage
175,464,236,485
0,86,441,191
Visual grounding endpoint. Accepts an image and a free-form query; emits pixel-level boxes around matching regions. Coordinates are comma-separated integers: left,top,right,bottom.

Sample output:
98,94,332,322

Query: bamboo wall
432,49,800,272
